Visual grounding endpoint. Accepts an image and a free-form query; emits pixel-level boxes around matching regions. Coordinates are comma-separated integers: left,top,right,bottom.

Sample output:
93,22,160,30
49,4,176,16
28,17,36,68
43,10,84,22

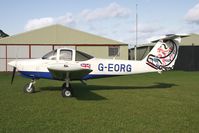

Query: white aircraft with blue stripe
8,34,186,97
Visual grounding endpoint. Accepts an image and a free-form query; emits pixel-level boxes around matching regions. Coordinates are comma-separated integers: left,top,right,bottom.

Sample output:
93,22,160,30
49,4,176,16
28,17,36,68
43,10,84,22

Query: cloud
130,23,162,33
24,3,168,45
80,2,131,21
185,3,199,24
57,13,76,25
24,3,131,32
25,17,54,31
25,13,76,31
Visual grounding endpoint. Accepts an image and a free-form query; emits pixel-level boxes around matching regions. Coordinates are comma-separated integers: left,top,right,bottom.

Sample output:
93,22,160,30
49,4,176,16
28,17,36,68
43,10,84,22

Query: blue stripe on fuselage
82,74,117,80
19,71,53,79
19,71,118,80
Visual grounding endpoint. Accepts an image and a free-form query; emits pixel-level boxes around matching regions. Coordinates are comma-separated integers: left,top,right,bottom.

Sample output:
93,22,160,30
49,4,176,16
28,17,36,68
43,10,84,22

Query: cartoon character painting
146,40,178,71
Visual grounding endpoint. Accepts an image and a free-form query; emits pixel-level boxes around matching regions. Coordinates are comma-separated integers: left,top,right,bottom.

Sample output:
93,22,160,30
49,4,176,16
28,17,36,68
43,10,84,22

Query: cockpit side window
75,51,94,61
42,49,57,60
60,50,72,61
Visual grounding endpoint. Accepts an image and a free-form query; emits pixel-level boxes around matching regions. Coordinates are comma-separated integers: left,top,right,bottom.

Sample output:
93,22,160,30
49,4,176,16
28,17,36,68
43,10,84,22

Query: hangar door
7,45,29,71
0,45,6,71
175,46,199,71
31,46,52,58
31,45,75,58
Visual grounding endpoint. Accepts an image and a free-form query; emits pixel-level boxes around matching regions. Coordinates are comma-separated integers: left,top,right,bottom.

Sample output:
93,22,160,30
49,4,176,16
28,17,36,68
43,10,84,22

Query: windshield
75,50,94,61
42,49,57,60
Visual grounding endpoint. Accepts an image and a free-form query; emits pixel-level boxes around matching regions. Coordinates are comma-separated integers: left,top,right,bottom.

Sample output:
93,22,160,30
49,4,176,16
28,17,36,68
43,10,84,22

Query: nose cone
8,60,17,67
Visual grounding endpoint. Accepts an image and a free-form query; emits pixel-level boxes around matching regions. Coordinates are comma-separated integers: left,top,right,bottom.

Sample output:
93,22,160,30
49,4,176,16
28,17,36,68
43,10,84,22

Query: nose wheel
24,80,36,93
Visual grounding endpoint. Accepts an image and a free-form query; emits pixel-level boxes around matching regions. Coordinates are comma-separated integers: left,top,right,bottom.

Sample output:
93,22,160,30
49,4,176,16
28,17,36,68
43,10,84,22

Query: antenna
134,4,138,61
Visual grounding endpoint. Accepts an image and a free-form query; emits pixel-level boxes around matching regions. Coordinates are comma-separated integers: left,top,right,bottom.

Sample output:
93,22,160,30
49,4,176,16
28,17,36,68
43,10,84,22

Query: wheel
62,87,72,97
24,83,35,93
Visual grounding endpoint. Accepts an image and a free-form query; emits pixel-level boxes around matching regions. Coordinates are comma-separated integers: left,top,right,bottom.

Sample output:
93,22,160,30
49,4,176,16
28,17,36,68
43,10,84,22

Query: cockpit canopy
42,49,57,60
42,48,94,61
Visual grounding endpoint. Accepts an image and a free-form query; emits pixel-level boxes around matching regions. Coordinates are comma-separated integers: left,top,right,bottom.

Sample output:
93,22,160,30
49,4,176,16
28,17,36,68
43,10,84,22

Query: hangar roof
180,34,199,46
0,24,126,45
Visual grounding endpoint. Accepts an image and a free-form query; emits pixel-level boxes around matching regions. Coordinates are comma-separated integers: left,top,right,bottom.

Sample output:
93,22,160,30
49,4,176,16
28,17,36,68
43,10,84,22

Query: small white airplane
8,34,185,97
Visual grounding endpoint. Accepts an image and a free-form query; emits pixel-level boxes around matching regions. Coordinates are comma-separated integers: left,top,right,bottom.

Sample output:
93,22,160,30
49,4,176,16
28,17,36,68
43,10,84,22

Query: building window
109,46,120,57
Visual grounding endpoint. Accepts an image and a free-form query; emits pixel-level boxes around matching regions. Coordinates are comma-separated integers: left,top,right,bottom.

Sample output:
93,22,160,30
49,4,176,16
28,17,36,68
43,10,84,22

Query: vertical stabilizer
143,34,188,71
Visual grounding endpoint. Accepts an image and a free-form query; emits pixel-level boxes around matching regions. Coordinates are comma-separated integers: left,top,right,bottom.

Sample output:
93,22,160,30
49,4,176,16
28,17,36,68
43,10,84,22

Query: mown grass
0,71,199,133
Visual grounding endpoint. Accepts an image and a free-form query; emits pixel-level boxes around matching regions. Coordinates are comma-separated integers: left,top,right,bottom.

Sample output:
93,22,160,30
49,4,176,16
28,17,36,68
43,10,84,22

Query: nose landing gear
24,79,36,93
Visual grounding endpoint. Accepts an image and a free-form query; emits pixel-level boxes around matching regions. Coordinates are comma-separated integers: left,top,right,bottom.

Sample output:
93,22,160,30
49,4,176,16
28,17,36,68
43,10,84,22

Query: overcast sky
0,0,199,47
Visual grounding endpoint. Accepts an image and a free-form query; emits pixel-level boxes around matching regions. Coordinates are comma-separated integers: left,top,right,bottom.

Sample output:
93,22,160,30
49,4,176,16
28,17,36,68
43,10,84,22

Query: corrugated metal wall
7,45,29,71
0,45,128,71
31,46,52,58
0,45,54,71
77,46,128,60
129,46,152,60
0,45,6,71
54,46,75,50
174,46,199,71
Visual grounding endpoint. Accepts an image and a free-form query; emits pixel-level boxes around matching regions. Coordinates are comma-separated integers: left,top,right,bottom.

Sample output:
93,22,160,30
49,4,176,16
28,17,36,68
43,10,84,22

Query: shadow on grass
39,85,107,101
87,82,177,91
39,82,177,101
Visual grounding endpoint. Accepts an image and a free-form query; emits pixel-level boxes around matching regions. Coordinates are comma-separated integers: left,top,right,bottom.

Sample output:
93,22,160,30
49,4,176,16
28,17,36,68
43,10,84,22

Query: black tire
62,87,72,97
24,83,35,93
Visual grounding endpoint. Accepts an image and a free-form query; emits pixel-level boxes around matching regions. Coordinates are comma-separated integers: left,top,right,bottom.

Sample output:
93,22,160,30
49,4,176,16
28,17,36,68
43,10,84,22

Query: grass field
0,71,199,133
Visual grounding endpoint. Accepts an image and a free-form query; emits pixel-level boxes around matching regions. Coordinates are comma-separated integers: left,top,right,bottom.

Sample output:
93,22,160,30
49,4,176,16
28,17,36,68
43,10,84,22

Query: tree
0,30,9,38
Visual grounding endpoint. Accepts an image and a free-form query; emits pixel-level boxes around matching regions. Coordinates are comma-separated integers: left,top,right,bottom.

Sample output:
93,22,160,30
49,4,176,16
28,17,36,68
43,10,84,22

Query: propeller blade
11,67,16,84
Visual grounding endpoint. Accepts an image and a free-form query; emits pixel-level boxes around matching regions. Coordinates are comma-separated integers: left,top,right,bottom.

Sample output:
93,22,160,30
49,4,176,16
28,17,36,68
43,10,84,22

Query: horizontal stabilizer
151,34,189,43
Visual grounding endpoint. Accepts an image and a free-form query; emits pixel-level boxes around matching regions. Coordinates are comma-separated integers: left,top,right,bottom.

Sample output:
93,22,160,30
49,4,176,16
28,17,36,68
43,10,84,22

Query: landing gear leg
61,73,73,97
24,79,36,93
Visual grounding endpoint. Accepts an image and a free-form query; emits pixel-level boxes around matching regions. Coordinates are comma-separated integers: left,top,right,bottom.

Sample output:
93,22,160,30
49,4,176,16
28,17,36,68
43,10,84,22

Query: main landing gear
61,83,73,97
61,74,73,97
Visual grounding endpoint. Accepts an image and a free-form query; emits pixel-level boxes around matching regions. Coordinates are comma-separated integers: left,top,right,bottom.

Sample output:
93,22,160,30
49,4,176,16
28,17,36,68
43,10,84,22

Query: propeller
11,67,16,84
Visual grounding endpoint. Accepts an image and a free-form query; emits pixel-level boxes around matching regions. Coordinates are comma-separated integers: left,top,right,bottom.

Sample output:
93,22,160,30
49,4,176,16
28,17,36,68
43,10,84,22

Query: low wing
47,63,92,81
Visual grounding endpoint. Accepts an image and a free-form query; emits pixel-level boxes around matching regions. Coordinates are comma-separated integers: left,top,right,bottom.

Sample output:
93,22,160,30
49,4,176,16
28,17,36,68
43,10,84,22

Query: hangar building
0,24,128,71
129,34,199,71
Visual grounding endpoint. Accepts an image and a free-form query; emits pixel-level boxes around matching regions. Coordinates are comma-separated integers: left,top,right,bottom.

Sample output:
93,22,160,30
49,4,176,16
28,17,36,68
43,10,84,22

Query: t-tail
142,34,188,72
